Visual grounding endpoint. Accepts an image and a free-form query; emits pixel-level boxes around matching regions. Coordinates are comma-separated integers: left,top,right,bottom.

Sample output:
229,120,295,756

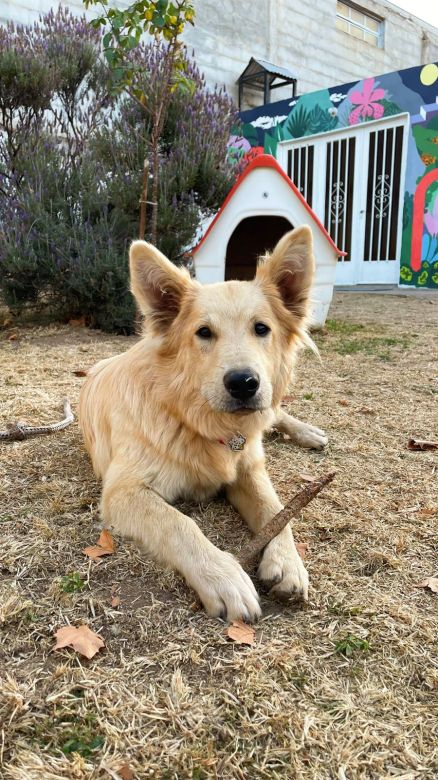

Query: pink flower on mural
349,78,385,125
425,197,438,237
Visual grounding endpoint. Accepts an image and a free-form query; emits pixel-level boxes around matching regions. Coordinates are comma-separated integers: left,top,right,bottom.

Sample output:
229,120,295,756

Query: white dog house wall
191,155,345,327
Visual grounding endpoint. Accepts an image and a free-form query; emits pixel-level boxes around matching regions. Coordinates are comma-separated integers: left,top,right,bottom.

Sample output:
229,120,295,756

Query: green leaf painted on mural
284,104,310,139
264,129,278,156
308,104,338,133
412,125,438,160
380,98,402,117
240,122,259,146
425,180,438,210
400,265,413,282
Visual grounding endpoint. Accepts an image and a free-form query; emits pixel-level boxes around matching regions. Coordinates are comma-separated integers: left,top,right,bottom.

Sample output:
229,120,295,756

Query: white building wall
182,0,438,105
1,0,437,106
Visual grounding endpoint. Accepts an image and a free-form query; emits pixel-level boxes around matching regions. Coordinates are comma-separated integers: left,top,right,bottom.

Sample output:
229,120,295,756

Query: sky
389,0,438,28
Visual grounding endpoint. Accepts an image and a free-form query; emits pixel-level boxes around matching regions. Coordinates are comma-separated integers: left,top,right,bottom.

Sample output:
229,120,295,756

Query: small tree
84,0,195,242
93,43,237,261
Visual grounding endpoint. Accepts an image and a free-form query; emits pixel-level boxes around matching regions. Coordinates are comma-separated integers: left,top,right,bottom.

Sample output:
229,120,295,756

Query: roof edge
191,154,346,257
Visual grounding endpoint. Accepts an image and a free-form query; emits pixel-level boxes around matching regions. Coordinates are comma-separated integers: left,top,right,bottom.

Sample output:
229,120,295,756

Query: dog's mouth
225,399,265,415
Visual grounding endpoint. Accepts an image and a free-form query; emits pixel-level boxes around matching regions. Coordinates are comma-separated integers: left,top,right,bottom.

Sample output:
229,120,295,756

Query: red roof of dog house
191,154,346,257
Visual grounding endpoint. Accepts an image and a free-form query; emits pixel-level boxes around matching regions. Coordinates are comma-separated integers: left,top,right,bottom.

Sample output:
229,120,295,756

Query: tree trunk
139,158,149,240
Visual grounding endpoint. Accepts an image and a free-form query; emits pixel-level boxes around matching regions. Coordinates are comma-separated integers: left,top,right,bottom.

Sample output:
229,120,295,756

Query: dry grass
1,292,437,780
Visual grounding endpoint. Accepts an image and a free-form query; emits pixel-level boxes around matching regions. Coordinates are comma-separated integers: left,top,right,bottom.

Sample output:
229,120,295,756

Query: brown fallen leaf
281,394,294,405
68,316,86,327
416,577,438,593
8,332,18,341
358,407,376,415
226,620,255,645
111,595,121,608
408,438,438,451
2,317,13,328
417,507,436,518
83,529,115,561
296,542,310,560
338,399,349,406
118,765,134,780
53,625,105,659
299,473,317,483
73,369,88,377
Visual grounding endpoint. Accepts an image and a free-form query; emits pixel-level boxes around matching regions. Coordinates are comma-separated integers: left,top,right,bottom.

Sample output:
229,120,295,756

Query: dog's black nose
223,370,260,401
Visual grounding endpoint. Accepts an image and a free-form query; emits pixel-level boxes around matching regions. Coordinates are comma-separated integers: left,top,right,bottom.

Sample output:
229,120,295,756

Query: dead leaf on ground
417,507,436,518
415,577,438,593
53,624,105,658
226,620,255,645
358,407,376,415
8,332,18,341
118,765,134,780
281,395,295,405
73,369,88,377
299,473,317,483
83,529,115,561
407,438,438,451
111,595,121,608
338,399,349,406
2,317,13,328
296,542,310,560
68,316,86,327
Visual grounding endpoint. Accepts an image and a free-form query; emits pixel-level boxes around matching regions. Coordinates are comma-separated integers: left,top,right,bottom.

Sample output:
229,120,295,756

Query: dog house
191,155,344,327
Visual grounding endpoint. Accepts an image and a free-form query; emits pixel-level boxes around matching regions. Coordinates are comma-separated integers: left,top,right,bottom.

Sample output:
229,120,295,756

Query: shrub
0,6,238,332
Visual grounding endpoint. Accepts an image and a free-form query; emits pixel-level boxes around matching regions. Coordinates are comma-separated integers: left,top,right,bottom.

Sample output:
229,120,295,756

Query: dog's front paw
291,422,328,450
258,537,309,602
192,550,261,623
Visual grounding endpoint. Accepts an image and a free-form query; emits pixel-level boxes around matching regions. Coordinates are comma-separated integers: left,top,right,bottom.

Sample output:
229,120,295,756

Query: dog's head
130,227,314,422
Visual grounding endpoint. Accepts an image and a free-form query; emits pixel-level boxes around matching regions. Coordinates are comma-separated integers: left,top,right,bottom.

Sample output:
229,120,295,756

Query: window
336,2,383,47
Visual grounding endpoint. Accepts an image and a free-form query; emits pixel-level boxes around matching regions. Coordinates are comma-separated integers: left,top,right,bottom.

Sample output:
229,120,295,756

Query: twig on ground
238,472,335,571
0,398,74,442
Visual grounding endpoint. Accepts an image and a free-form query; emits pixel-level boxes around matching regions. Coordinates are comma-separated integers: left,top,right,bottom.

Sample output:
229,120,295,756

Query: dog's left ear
256,226,315,321
129,241,192,331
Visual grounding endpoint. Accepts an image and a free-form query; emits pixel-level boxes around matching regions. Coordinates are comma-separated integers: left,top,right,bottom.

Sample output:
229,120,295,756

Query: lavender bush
0,7,238,332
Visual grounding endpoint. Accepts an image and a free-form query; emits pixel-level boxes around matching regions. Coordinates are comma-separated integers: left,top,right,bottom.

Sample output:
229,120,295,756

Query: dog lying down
79,226,328,622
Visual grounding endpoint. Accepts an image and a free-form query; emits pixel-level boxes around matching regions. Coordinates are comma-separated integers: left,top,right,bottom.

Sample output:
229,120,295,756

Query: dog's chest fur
135,418,254,504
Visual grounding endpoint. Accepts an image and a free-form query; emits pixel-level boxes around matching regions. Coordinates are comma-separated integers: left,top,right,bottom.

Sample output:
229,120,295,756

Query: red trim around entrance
191,154,346,257
411,168,438,273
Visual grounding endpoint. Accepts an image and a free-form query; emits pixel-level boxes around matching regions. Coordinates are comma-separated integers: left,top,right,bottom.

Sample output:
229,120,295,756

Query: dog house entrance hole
225,216,293,281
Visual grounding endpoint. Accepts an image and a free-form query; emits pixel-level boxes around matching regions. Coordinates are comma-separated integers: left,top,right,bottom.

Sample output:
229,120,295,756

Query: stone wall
1,0,438,107
182,0,438,106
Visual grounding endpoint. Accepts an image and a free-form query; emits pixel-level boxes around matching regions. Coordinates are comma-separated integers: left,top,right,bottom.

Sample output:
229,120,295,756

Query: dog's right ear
129,241,191,331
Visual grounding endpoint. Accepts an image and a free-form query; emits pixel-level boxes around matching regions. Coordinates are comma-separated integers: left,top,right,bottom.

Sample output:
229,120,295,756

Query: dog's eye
254,322,270,336
196,326,213,339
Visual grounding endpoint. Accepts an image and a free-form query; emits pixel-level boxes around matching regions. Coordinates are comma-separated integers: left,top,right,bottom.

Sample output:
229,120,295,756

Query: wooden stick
0,398,74,442
238,472,335,571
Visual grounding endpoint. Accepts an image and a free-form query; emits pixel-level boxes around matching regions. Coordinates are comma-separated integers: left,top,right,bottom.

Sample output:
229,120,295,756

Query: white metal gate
278,115,409,285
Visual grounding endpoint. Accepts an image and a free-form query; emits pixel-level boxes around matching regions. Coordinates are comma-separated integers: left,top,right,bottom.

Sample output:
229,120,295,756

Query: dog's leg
273,408,328,450
101,459,261,622
227,461,309,601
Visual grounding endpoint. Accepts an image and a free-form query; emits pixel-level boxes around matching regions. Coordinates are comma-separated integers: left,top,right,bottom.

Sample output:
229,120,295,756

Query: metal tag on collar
227,433,246,451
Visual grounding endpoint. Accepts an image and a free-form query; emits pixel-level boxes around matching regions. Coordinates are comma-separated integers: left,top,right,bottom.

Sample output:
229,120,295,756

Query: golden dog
79,227,327,622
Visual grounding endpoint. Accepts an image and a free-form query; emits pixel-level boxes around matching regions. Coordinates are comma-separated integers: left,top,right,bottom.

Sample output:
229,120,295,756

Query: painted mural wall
228,61,438,289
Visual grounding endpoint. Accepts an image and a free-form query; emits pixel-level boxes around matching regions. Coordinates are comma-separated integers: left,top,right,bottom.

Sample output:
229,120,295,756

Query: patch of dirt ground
0,293,437,780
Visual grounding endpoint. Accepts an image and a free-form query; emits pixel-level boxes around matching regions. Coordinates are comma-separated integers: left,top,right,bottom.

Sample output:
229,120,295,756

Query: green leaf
125,35,138,50
105,49,117,66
